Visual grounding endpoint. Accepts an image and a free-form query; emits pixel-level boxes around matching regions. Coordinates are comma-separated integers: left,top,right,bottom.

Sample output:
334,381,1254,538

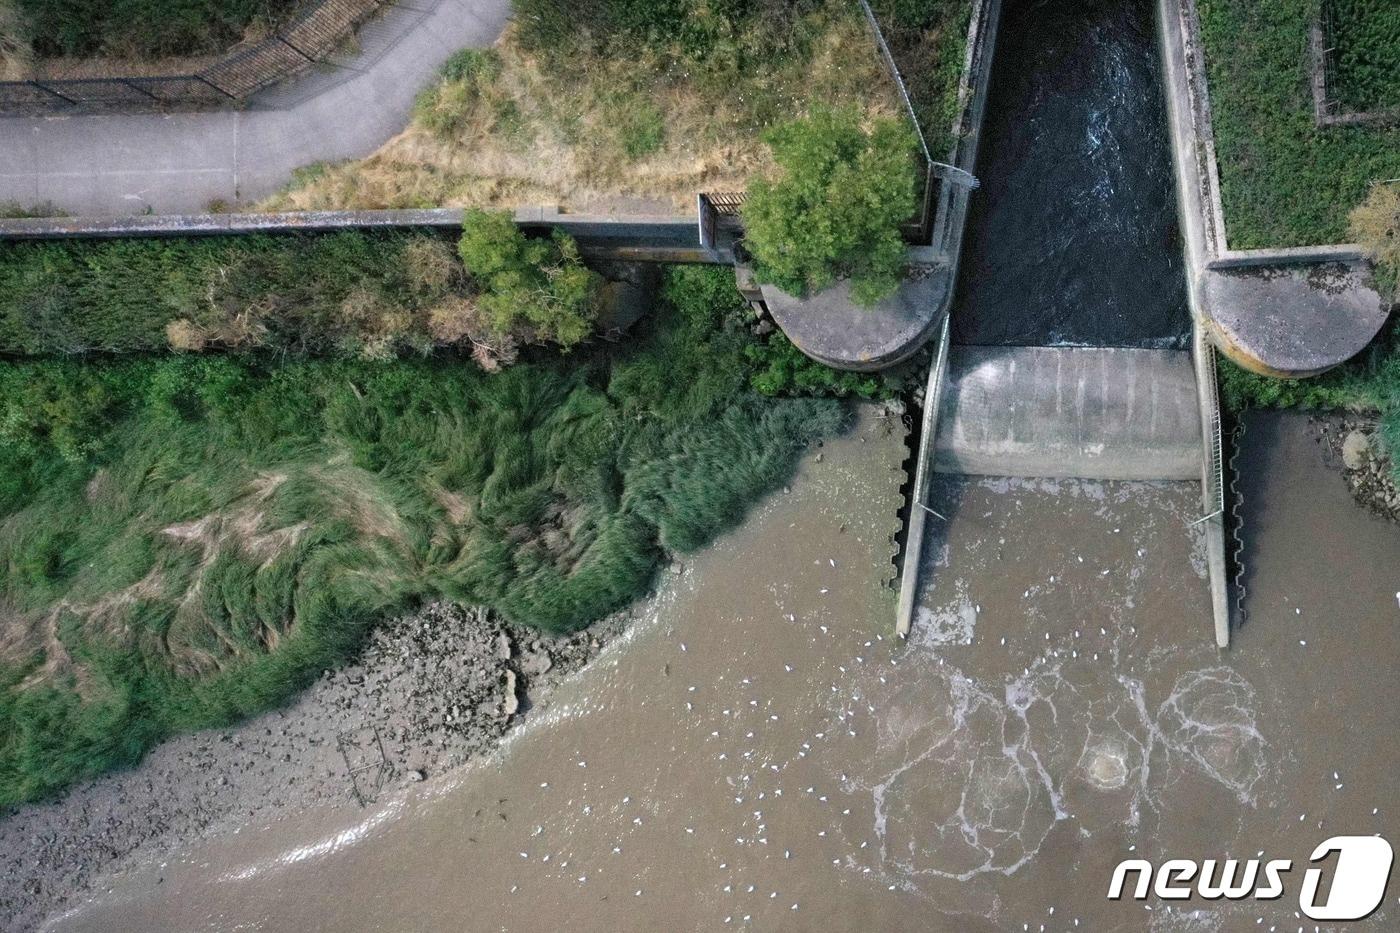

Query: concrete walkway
0,0,510,216
934,346,1203,480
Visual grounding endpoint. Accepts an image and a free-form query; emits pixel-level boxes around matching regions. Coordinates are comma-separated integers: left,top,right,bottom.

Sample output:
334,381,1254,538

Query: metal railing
1192,339,1226,526
0,0,387,114
855,0,976,244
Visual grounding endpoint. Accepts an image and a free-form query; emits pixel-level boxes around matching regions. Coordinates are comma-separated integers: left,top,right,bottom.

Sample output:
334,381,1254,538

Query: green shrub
458,209,603,349
1350,181,1400,301
743,107,917,305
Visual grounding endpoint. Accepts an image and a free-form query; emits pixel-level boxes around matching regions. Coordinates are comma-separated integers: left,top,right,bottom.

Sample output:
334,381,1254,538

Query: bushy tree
742,107,917,306
458,209,603,349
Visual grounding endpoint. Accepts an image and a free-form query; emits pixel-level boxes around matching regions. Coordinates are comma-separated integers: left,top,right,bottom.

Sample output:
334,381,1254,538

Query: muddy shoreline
0,600,633,931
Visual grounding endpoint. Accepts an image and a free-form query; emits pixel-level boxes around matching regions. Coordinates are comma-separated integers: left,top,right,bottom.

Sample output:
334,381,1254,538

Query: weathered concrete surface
761,268,949,372
0,206,735,264
0,0,511,215
1157,0,1391,378
933,346,1203,480
896,317,951,639
1200,262,1390,378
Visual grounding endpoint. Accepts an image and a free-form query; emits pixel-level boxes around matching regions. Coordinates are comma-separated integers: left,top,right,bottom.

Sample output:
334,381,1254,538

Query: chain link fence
0,0,387,114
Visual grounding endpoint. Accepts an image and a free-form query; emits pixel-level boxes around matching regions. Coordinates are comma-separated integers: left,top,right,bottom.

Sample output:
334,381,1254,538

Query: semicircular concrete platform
1199,261,1391,378
760,266,949,372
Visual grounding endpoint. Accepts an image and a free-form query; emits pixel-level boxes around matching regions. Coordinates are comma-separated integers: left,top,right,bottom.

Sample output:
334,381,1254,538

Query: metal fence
0,0,387,114
1309,0,1400,128
857,0,942,244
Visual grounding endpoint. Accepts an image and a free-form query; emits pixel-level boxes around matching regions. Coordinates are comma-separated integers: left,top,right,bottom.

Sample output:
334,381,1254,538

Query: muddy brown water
41,409,1400,931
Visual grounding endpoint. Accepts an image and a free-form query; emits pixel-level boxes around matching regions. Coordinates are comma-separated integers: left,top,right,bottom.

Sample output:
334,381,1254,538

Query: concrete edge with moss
760,0,1000,373
1161,0,1390,378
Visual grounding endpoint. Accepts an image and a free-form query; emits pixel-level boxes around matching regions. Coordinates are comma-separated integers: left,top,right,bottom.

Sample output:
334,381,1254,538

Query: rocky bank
1317,415,1400,523
0,602,631,932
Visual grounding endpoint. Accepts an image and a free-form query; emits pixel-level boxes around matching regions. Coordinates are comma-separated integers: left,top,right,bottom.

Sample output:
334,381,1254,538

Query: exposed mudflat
0,603,629,932
19,408,1400,932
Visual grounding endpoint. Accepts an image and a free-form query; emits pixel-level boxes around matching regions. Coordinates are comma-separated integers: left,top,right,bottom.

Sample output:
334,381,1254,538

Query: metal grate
0,0,386,114
702,192,747,216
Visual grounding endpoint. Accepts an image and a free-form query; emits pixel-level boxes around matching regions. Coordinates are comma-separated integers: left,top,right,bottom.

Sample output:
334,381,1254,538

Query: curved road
0,0,510,216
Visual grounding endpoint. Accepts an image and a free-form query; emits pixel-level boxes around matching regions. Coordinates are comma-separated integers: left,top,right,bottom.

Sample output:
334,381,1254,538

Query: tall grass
0,268,845,805
0,231,467,358
1328,0,1400,112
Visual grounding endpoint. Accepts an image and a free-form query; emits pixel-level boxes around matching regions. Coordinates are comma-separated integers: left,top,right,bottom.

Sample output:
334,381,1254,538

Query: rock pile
1329,420,1400,522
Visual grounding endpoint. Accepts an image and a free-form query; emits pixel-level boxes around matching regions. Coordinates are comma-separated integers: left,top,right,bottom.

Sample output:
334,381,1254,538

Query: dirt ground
0,600,632,931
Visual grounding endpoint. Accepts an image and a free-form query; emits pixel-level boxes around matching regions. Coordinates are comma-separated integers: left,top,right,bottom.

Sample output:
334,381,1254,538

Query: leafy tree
458,209,603,349
742,107,917,306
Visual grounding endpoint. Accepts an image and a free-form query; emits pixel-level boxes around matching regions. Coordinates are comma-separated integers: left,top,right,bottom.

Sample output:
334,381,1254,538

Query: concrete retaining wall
1207,243,1366,270
0,206,731,264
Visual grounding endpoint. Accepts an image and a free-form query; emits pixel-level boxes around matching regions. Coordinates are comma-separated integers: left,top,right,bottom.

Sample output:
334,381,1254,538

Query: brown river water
42,408,1400,931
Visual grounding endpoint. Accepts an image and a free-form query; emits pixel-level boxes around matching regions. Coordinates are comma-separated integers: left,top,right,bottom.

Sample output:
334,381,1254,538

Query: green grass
1328,0,1400,112
870,0,973,158
512,0,967,158
0,266,859,806
13,0,301,58
1220,319,1400,471
1196,0,1400,247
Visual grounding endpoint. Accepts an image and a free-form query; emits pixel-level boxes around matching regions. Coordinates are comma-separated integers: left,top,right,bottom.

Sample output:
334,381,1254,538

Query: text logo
1108,836,1393,921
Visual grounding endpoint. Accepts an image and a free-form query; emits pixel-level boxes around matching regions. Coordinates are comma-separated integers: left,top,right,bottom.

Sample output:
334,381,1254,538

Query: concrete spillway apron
895,341,1222,643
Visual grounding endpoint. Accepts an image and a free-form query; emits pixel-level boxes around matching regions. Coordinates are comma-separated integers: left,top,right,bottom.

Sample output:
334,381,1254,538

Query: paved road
0,0,510,216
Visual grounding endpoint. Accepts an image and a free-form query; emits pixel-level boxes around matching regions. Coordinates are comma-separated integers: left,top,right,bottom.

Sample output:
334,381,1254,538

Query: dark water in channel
952,0,1191,348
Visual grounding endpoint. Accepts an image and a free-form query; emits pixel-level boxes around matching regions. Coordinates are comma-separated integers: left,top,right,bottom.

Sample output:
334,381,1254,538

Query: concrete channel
896,0,1232,646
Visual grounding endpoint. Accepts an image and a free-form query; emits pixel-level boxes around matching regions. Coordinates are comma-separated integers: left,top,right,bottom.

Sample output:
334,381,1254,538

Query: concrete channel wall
1158,0,1238,648
0,206,734,265
893,0,1002,639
